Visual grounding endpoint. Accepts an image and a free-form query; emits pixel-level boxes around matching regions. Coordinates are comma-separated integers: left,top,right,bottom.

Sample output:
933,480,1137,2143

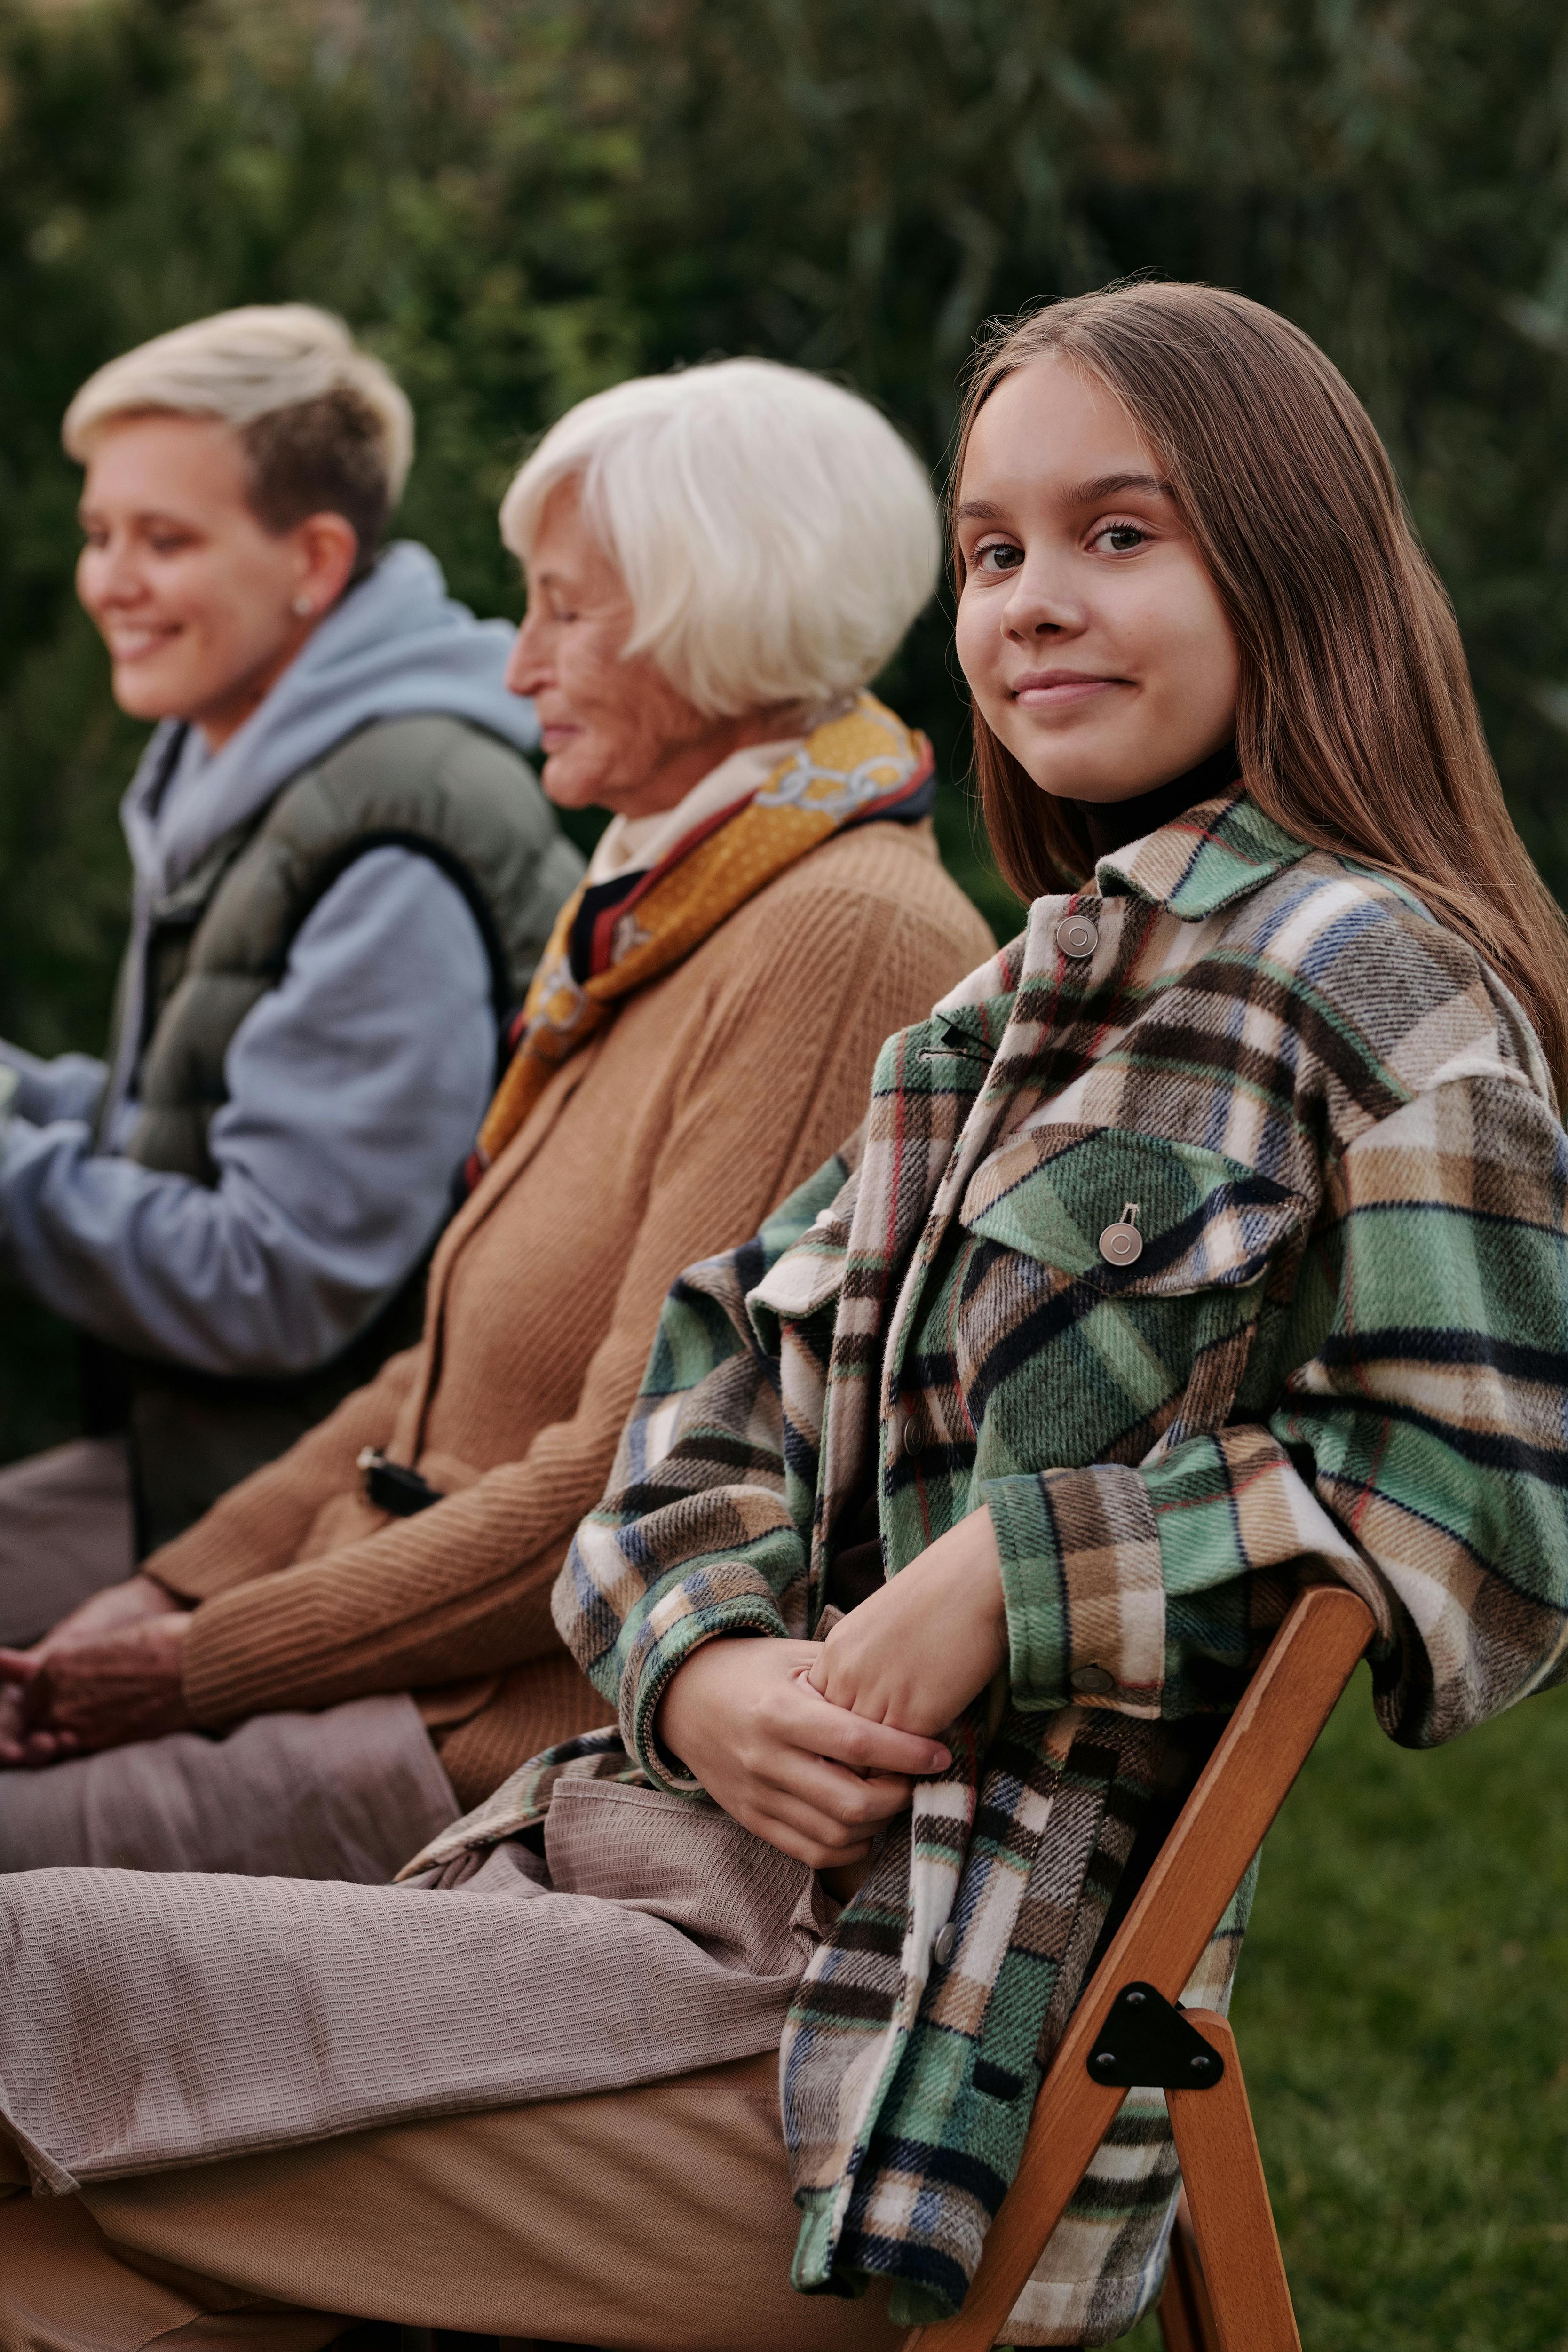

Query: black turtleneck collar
1072,742,1241,866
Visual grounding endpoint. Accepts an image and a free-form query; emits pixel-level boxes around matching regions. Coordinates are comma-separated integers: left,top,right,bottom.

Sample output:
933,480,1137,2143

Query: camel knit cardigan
144,819,993,1807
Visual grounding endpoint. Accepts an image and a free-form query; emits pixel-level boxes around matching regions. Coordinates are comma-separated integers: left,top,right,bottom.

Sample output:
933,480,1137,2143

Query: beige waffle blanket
0,1778,827,2193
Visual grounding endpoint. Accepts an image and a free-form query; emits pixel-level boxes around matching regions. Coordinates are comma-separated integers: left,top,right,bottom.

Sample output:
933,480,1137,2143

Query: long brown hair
952,282,1568,1099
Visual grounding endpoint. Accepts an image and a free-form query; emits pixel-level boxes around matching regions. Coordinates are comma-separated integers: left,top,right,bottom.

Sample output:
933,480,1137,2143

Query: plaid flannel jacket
440,794,1568,2344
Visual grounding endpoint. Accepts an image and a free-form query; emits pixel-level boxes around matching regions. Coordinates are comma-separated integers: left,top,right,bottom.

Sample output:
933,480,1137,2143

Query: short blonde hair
499,358,941,718
63,305,414,566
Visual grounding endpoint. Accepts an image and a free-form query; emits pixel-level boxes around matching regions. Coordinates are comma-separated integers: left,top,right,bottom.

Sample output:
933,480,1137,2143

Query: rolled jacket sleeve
985,1071,1568,1748
0,848,496,1377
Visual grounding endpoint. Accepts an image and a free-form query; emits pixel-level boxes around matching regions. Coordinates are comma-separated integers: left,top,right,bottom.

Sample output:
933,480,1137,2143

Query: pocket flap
959,1125,1305,1296
747,1214,850,1323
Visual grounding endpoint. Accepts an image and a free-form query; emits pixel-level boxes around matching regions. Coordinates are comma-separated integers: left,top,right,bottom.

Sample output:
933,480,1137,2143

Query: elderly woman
0,304,579,1624
0,355,992,1882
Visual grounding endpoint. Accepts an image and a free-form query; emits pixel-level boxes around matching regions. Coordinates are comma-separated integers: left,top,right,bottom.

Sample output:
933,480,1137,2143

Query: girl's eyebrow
956,472,1172,529
1064,469,1172,505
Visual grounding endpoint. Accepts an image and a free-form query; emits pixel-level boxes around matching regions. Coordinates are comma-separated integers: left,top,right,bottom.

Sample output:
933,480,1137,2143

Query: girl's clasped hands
656,1503,1006,1873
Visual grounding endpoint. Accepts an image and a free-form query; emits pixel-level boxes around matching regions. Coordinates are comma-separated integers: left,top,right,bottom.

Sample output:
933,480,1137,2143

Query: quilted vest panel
92,713,582,1551
113,712,581,1181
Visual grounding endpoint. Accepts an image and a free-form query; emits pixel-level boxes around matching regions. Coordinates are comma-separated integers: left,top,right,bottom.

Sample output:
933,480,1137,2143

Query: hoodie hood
102,541,541,1139
120,540,539,897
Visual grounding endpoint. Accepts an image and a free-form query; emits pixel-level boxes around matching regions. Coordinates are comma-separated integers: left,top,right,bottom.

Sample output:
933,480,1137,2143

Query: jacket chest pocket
954,1125,1307,1464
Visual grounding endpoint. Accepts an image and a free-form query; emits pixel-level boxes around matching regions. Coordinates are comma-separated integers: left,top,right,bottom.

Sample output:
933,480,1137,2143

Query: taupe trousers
0,2053,903,2352
0,1438,461,1883
0,1437,135,1647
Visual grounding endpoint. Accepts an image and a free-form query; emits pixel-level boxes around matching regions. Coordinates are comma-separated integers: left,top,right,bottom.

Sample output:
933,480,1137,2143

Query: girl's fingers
752,1746,914,1836
752,1815,874,1872
782,1670,950,1776
745,1786,881,1867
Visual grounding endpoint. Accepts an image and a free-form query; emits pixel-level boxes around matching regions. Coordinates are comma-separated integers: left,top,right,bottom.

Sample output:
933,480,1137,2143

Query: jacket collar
1094,790,1310,922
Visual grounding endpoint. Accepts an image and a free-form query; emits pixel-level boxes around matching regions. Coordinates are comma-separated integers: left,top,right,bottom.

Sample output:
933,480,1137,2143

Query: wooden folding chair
901,1581,1377,2352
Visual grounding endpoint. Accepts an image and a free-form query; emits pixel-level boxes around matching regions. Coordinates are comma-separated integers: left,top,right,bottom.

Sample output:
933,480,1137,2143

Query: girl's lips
1012,675,1123,707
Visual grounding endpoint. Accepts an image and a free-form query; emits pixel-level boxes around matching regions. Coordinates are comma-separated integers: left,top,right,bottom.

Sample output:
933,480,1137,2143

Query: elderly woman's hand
807,1505,1008,1740
656,1636,951,1872
0,1575,194,1766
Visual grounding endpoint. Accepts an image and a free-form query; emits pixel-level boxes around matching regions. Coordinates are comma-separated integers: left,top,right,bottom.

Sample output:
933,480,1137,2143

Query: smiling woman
0,304,578,1628
75,414,361,747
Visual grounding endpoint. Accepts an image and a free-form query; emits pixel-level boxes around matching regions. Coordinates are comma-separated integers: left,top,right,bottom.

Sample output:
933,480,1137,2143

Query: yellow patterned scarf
468,691,934,1180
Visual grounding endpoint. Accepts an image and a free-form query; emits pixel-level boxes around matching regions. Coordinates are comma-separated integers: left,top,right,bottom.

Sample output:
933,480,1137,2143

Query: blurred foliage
0,0,1567,1454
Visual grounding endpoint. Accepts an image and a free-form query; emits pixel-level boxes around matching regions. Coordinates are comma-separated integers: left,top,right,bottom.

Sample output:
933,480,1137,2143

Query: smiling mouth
105,627,179,662
1011,673,1125,706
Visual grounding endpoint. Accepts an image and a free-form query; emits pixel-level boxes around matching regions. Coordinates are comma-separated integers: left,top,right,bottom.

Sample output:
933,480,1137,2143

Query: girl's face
954,355,1240,804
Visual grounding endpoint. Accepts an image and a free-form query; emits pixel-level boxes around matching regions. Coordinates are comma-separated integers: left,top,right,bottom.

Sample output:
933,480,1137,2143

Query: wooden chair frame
901,1581,1376,2352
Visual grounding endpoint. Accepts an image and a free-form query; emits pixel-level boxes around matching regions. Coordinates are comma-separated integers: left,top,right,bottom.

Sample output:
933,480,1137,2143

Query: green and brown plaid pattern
431,794,1568,2342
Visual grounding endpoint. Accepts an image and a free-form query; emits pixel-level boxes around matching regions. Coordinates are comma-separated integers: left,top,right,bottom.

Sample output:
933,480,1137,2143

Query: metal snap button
933,1922,958,1967
1098,1202,1143,1266
1071,1664,1116,1695
1055,914,1099,960
902,1411,921,1457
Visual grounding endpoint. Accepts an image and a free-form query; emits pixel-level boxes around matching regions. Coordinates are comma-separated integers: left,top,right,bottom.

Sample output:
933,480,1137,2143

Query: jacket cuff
983,1464,1165,1717
623,1573,788,1792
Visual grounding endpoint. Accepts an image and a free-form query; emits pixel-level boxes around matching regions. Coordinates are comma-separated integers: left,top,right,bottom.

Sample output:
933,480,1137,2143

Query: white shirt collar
585,735,805,887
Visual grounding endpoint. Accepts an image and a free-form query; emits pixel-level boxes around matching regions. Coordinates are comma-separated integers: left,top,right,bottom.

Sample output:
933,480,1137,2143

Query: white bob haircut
499,358,942,720
63,306,414,559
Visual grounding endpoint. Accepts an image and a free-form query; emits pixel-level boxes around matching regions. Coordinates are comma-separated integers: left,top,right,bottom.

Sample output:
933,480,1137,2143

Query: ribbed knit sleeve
173,845,992,1727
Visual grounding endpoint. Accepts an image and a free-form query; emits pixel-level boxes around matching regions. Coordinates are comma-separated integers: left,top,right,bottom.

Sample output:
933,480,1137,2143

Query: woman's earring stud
291,594,314,618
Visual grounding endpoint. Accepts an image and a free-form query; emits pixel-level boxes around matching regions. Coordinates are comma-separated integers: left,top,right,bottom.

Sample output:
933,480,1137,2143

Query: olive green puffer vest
90,712,583,1553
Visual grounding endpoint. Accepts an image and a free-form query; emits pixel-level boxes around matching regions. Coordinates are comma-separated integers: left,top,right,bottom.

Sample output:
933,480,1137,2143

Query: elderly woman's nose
506,614,548,697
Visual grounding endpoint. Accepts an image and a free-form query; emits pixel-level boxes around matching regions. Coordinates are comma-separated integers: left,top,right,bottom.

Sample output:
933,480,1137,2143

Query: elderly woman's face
507,480,745,818
76,415,357,751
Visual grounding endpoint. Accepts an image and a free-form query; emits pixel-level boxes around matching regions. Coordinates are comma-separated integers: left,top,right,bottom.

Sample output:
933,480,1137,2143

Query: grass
1119,1664,1568,2351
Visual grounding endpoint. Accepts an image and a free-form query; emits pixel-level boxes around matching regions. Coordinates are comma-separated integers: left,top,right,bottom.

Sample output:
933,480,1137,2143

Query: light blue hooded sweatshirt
0,543,567,1379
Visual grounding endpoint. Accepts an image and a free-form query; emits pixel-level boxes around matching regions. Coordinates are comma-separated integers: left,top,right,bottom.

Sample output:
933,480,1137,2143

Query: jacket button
1056,914,1099,959
1099,1202,1143,1266
1071,1664,1116,1695
903,1412,921,1457
933,1922,958,1966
